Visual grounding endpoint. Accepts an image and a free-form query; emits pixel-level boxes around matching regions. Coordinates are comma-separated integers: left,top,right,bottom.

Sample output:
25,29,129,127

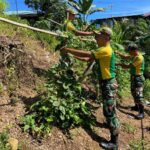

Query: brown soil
0,36,150,150
1,92,150,150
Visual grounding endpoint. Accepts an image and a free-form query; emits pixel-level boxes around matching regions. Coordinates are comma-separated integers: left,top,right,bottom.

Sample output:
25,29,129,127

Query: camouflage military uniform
92,43,120,146
100,78,119,137
131,75,145,110
130,52,145,115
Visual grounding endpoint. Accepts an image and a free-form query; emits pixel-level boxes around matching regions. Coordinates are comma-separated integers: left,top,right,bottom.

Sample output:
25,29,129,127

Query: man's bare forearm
75,30,93,36
74,56,93,62
115,51,130,59
64,47,92,58
116,63,132,68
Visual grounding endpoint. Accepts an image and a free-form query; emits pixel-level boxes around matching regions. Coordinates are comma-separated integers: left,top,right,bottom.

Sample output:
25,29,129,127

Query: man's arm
116,63,133,69
75,30,93,36
62,47,93,58
74,56,94,62
115,51,131,59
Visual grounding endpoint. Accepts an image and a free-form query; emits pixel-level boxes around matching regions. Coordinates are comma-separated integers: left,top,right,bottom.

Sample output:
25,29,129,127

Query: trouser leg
103,99,119,142
131,76,145,118
101,78,120,144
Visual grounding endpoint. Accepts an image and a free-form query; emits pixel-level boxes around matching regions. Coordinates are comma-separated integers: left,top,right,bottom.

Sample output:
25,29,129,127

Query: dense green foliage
25,0,67,30
0,131,11,150
129,139,149,150
144,79,150,101
22,54,95,137
113,18,150,99
0,0,7,13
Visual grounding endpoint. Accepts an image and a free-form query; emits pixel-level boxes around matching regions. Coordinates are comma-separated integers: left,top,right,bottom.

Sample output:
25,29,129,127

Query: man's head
127,43,138,56
67,8,77,20
94,27,113,46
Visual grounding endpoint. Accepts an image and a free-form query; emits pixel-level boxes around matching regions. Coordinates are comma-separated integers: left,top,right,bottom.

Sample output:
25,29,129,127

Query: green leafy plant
0,81,4,94
129,139,149,150
22,54,95,137
144,79,150,101
0,0,8,13
0,131,11,150
122,123,137,134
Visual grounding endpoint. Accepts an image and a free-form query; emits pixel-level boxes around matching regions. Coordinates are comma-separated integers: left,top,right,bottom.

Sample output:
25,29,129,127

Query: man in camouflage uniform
116,44,145,119
61,27,120,149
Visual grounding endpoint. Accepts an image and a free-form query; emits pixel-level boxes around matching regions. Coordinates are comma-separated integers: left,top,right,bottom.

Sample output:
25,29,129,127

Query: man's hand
115,51,121,55
60,46,66,51
60,46,68,55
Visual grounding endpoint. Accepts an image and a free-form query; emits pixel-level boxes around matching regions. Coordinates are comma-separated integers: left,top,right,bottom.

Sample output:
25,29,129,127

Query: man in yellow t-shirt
61,27,120,149
55,8,93,51
65,8,93,36
116,44,145,119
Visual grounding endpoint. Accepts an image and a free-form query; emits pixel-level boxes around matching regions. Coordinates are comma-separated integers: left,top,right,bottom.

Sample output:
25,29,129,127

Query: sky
5,0,150,19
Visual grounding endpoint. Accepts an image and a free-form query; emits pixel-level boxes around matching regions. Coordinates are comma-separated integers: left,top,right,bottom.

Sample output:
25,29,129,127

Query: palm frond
68,1,81,12
88,8,104,15
79,0,94,14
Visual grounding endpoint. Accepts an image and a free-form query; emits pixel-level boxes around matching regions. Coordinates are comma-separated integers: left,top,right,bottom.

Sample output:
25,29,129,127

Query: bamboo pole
0,17,67,37
0,17,96,42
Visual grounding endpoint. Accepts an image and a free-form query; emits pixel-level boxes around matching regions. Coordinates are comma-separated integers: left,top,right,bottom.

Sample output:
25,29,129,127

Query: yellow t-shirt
92,44,116,80
64,20,76,32
131,53,145,75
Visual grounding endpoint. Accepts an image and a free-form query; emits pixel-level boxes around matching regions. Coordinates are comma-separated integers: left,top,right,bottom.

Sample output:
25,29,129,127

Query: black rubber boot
130,104,139,111
101,142,118,150
101,135,118,150
110,134,118,145
137,104,144,119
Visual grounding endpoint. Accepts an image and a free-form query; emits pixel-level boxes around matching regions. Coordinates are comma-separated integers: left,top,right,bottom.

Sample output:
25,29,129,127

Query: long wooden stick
0,17,96,42
78,61,96,82
0,17,67,37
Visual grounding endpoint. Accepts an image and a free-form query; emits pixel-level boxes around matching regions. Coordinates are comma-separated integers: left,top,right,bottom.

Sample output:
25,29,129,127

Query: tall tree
0,0,7,13
25,0,67,27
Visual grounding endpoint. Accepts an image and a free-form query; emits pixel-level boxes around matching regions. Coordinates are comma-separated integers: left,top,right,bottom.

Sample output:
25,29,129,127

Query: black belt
101,77,115,83
131,75,143,77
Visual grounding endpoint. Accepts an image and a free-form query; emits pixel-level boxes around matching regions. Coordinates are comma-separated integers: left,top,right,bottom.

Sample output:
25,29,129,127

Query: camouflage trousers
100,78,120,136
131,75,145,105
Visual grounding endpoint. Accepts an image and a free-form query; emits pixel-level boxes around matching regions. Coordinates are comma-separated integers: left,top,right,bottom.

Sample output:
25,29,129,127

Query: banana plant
68,0,104,25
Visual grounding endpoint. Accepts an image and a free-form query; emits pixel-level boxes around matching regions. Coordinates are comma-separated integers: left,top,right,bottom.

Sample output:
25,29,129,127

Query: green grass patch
122,122,136,134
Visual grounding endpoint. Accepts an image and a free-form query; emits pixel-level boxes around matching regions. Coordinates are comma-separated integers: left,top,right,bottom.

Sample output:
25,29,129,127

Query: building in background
5,0,38,23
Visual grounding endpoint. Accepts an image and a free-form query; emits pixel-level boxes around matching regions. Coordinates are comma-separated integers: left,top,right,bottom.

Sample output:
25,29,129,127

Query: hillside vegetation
0,10,149,150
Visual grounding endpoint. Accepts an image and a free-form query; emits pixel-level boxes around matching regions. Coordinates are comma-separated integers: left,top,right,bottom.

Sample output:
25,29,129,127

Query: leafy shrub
22,55,95,137
129,139,148,150
0,0,7,13
116,67,130,99
122,123,136,134
0,81,4,94
0,131,11,150
144,79,150,101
